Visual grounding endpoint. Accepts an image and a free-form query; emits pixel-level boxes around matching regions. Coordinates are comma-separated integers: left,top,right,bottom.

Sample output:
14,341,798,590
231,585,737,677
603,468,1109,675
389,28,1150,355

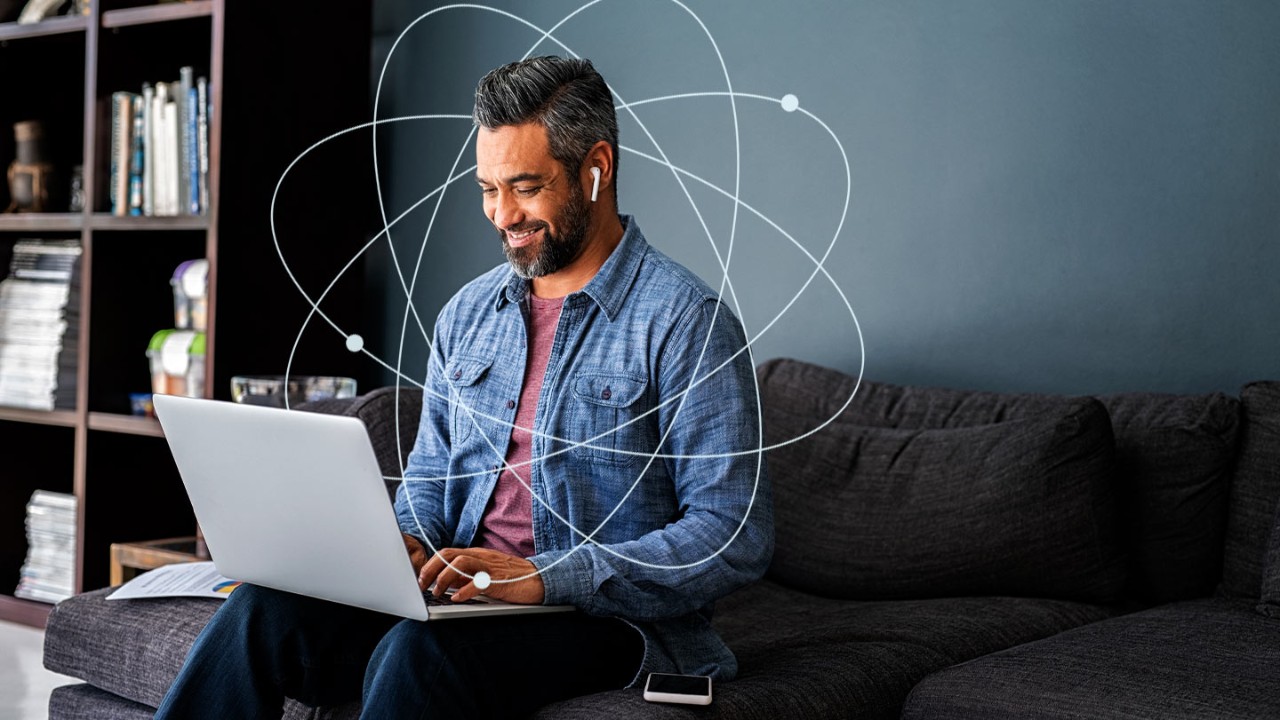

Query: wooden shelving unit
100,1,213,28
0,14,89,41
0,407,79,427
87,412,164,437
0,1,373,628
0,213,84,231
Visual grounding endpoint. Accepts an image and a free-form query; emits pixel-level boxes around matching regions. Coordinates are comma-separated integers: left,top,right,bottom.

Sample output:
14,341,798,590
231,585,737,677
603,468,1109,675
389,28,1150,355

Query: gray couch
42,358,1280,718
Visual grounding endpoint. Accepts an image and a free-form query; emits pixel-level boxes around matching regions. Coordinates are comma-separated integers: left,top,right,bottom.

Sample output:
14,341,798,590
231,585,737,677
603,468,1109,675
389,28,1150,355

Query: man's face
475,123,590,279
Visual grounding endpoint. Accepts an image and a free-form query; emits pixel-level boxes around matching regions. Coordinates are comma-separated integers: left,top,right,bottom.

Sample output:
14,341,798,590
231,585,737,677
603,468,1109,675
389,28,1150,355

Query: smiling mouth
504,226,542,248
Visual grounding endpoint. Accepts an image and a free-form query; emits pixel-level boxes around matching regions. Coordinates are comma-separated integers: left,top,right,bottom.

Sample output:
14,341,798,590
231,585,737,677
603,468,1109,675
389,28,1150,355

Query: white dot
345,334,364,352
780,94,799,112
473,571,491,590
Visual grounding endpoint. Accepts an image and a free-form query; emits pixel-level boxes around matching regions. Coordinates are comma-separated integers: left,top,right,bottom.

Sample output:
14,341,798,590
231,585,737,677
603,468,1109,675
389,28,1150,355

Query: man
156,56,772,718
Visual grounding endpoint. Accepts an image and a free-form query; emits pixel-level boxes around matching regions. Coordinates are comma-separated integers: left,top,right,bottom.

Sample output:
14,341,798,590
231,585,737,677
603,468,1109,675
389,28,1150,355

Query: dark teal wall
365,0,1280,395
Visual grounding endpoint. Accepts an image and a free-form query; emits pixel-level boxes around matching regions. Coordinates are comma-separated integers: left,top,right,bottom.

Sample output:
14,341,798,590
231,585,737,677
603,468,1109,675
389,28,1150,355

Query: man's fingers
429,552,477,596
450,580,479,602
413,547,539,602
418,547,458,591
403,535,429,572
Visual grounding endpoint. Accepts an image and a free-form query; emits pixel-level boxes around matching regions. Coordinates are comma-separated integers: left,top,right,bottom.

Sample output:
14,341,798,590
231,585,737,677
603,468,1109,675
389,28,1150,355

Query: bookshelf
0,1,373,627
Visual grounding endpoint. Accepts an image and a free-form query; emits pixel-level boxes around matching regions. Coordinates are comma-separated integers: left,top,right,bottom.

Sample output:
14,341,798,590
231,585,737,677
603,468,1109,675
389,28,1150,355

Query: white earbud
590,166,601,202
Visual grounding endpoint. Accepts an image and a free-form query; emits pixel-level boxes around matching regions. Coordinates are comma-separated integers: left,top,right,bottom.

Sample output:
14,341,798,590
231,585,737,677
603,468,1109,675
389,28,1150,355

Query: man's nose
492,191,524,230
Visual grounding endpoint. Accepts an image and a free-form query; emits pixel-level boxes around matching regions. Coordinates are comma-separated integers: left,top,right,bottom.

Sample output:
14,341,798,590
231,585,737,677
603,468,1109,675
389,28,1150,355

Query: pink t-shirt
473,293,563,558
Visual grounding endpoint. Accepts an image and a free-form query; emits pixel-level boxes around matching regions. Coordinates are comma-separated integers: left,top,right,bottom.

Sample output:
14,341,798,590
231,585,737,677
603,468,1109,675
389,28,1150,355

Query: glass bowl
230,375,357,408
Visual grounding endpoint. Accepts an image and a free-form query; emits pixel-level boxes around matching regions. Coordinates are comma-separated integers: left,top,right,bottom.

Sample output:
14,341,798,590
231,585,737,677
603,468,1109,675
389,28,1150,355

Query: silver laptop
152,393,574,621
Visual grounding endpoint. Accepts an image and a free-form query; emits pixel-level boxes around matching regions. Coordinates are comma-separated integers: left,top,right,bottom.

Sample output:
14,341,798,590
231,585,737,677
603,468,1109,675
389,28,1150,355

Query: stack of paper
0,239,81,410
15,489,77,603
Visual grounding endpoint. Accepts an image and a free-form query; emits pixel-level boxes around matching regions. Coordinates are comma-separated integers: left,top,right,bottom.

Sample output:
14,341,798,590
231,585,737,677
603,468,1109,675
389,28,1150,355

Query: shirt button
506,400,516,409
601,387,612,400
452,370,461,380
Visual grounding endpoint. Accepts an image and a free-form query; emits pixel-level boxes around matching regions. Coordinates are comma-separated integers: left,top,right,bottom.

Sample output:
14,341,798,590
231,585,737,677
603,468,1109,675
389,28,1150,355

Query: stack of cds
15,489,77,603
0,239,81,410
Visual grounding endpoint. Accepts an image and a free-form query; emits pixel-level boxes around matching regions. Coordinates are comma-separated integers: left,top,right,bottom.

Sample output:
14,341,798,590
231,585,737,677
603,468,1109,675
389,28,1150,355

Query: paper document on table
106,561,242,601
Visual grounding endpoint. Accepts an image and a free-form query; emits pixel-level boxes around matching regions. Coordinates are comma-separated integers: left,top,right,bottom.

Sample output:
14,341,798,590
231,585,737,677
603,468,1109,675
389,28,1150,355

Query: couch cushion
44,589,224,709
757,359,1125,603
1258,498,1280,620
49,683,155,720
1222,381,1280,598
1098,392,1240,604
533,579,1113,719
902,598,1280,719
48,682,358,720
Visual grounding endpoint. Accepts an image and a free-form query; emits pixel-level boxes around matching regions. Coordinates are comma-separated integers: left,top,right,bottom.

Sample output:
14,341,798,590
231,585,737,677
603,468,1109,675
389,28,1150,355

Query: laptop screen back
153,394,430,620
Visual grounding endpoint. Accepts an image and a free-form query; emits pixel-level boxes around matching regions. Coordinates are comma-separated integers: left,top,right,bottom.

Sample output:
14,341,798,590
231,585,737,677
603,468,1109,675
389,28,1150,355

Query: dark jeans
154,584,644,719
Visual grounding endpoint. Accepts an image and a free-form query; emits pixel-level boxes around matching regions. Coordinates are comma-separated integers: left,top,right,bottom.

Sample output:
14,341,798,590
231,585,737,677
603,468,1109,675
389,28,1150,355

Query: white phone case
642,674,713,705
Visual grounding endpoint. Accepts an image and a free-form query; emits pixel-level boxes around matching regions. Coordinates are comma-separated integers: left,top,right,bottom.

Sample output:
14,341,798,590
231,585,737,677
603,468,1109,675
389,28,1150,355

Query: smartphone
642,672,713,705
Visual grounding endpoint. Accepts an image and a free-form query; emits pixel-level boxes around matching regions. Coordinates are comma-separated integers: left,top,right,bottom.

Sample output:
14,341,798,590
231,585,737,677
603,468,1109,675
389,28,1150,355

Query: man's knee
370,620,442,663
367,620,482,684
219,584,302,629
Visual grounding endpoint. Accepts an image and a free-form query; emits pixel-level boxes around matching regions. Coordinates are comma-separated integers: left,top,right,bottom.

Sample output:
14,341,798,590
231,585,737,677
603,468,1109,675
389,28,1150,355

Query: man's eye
516,186,541,197
480,187,496,197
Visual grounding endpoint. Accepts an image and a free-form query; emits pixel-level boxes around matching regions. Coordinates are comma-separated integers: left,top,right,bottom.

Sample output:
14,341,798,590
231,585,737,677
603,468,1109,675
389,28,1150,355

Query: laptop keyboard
423,591,486,606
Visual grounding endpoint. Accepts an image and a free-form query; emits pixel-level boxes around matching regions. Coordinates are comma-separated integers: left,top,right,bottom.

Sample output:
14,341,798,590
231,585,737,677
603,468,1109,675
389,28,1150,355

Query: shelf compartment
0,421,75,621
88,411,163,437
0,28,86,214
91,13,213,216
102,1,213,29
0,15,89,42
86,230,206,415
82,431,195,591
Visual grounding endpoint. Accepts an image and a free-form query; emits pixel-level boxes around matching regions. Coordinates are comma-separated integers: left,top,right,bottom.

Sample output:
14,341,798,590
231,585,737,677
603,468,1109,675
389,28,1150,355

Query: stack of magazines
15,490,77,604
0,239,81,410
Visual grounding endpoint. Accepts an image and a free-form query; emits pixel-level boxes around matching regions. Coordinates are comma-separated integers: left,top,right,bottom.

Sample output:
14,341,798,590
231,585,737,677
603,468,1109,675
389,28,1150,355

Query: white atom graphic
270,1,866,590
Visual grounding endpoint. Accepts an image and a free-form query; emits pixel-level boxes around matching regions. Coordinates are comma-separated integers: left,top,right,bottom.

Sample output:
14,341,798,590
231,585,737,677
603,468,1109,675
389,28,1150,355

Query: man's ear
583,140,614,200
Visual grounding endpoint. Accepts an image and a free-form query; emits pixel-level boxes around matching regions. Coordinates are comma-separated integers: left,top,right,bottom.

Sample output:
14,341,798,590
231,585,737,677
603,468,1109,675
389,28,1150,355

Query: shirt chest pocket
570,371,654,466
444,356,493,445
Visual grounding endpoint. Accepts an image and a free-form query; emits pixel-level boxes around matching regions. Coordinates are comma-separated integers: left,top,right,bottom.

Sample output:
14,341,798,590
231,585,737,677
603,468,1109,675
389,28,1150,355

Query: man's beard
499,189,590,279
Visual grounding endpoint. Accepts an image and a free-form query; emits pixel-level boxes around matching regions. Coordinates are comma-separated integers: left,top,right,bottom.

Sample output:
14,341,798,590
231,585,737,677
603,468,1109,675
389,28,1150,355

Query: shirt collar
495,215,647,322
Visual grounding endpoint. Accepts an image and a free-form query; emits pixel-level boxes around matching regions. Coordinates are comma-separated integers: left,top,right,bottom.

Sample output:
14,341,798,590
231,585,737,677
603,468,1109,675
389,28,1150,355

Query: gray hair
473,56,619,197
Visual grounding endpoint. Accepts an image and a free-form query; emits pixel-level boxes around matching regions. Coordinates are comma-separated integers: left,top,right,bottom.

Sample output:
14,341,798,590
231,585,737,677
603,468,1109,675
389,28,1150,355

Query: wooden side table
109,536,202,586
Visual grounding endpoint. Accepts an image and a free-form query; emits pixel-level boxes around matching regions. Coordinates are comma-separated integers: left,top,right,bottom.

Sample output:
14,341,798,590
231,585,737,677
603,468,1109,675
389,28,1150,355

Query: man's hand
403,534,431,575
418,546,546,605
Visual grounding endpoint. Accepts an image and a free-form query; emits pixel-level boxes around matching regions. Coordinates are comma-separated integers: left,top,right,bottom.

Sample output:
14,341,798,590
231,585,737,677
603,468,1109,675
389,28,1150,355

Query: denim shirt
395,216,774,684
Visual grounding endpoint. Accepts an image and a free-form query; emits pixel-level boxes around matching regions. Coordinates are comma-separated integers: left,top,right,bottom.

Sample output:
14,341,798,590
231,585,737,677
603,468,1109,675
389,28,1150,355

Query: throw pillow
1098,392,1240,604
1258,498,1280,620
758,359,1126,603
1221,381,1280,599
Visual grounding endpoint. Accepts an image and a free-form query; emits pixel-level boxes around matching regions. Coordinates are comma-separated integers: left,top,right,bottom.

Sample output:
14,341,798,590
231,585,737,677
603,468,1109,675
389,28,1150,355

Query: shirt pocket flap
445,356,492,388
572,372,647,408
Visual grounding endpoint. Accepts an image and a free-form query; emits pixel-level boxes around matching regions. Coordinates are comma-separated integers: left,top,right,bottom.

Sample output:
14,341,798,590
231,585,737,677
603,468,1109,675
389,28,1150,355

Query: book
142,83,155,217
109,92,135,216
163,90,180,216
150,84,166,215
187,84,200,215
197,76,210,215
178,66,193,217
129,94,145,216
154,82,179,217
